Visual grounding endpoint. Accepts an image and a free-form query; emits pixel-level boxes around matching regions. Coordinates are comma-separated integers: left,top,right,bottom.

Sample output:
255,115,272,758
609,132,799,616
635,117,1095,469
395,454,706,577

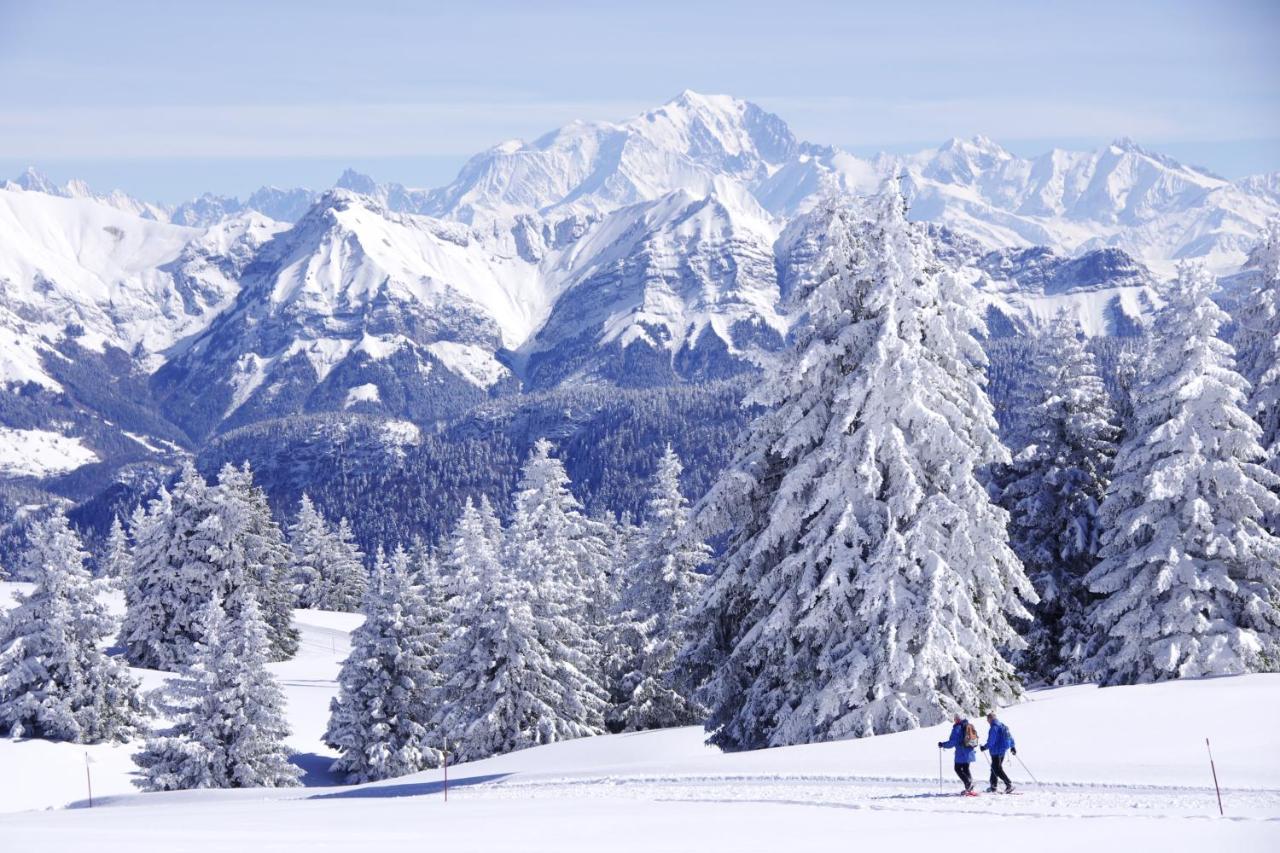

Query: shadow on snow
308,773,512,800
290,752,345,787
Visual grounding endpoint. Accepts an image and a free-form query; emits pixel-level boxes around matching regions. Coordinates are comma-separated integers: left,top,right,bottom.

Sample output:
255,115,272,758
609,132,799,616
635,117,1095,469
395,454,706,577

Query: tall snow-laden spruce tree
600,509,642,719
440,497,499,609
1235,219,1280,503
288,493,330,608
0,512,146,743
98,515,130,588
214,463,299,661
408,544,449,684
684,184,1034,751
440,489,607,761
1110,335,1146,441
289,495,367,612
507,440,612,706
327,518,368,612
1084,263,1280,684
121,464,222,671
608,445,710,732
999,312,1119,684
134,587,301,790
324,547,440,782
436,497,506,756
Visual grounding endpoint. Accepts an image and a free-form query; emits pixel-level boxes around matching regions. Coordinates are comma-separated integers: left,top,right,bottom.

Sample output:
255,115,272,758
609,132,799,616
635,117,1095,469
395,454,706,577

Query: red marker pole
1206,738,1223,816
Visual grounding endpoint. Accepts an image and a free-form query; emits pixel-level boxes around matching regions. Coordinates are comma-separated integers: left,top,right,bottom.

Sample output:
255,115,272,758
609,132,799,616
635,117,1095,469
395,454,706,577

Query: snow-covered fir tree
439,497,503,622
288,494,330,608
0,512,146,743
121,464,222,671
1110,335,1145,440
289,495,366,612
408,544,449,681
327,518,368,611
608,446,710,731
439,497,496,608
507,440,613,694
98,515,130,588
324,547,440,782
214,464,298,661
1235,219,1280,492
600,509,641,717
438,493,607,760
605,510,644,589
407,534,435,587
999,312,1119,684
1085,263,1280,684
683,184,1034,750
134,585,301,790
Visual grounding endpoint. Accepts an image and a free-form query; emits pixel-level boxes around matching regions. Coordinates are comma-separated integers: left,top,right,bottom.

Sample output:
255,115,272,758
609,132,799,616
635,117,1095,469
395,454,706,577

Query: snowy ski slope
0,582,1276,851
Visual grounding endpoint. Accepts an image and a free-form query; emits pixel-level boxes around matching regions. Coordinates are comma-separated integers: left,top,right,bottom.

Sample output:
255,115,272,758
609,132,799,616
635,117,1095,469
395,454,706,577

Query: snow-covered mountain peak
425,91,799,224
0,185,273,391
938,135,1011,158
1100,136,1223,182
335,169,379,195
5,166,63,195
1109,136,1143,154
922,135,1016,184
1236,171,1280,206
209,189,532,351
5,166,88,199
4,167,168,221
638,90,799,169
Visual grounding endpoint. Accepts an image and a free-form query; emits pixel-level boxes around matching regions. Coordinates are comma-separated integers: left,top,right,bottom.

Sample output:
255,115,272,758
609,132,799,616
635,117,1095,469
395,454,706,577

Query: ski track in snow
450,773,1280,822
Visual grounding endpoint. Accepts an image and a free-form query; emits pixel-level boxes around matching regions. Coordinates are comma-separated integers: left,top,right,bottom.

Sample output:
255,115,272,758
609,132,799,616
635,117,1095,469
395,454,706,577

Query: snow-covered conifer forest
1,4,1279,848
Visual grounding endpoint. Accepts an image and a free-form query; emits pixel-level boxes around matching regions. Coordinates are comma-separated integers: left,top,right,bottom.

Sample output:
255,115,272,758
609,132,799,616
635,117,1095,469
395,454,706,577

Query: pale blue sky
1,0,1276,202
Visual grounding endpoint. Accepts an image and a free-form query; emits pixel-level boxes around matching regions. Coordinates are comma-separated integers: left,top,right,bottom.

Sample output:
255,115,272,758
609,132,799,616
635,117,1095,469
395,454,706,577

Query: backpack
963,722,980,748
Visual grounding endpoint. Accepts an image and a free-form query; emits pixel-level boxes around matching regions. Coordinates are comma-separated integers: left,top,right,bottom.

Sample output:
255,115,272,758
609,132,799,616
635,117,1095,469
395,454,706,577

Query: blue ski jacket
984,720,1015,756
939,721,976,763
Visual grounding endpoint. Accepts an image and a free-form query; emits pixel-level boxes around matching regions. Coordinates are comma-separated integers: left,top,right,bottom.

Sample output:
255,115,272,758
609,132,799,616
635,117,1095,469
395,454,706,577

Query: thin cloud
0,99,655,159
6,93,1277,164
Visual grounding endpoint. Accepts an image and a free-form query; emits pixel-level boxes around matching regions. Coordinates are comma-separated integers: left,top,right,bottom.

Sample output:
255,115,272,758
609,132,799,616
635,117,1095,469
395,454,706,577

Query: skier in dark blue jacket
937,714,977,793
980,711,1016,793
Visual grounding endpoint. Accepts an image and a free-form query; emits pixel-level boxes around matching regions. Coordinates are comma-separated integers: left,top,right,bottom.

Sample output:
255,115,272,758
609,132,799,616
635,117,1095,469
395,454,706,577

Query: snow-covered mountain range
1,90,1276,487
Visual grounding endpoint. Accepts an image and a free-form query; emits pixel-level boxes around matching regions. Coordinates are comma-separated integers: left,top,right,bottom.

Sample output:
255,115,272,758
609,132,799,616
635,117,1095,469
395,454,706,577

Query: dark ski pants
990,754,1012,789
955,762,973,790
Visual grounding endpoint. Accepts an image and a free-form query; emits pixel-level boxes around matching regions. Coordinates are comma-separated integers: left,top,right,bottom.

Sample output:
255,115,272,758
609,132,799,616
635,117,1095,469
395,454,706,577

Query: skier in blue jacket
937,714,977,793
980,711,1016,793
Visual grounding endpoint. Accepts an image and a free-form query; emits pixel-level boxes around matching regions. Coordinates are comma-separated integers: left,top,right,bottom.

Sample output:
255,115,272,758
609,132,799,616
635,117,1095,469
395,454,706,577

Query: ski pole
938,747,942,792
1013,752,1040,785
1206,738,1223,816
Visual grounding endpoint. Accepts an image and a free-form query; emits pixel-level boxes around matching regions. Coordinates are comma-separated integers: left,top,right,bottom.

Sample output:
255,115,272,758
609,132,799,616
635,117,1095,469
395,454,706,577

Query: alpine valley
2,91,1276,556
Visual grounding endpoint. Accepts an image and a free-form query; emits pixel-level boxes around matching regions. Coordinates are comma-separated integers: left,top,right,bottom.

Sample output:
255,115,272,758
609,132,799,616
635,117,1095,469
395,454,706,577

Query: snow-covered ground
0,581,1276,851
0,427,99,477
